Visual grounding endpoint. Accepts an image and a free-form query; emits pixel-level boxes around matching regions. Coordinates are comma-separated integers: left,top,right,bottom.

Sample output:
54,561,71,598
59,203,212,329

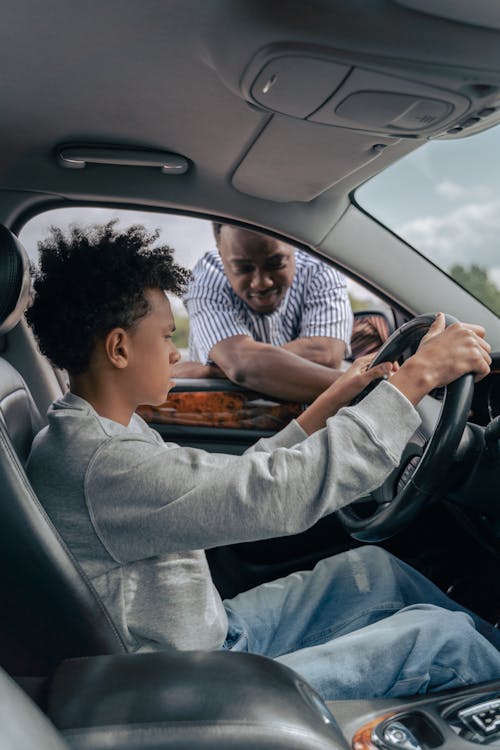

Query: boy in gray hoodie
26,222,500,700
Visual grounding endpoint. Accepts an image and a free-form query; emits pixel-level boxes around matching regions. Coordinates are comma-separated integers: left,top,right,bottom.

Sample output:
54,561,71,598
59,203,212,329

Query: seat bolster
0,668,68,750
0,357,44,464
0,421,126,674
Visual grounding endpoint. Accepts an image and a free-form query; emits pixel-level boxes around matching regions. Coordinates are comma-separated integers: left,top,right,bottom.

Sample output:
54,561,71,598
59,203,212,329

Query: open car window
357,125,500,318
20,207,392,440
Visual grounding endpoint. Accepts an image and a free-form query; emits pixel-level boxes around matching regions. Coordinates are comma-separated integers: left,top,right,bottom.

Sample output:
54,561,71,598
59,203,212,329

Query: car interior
3,1,500,748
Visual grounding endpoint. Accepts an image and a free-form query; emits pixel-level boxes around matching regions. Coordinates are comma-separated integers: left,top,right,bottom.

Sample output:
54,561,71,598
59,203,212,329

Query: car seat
0,226,126,677
0,228,351,750
0,664,68,749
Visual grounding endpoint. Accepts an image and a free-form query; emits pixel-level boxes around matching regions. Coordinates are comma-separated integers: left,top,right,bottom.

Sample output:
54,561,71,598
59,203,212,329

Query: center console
38,652,500,749
45,649,349,749
330,681,500,749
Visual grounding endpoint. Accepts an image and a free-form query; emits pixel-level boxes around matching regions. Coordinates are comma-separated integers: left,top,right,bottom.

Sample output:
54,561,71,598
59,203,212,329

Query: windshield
357,126,500,316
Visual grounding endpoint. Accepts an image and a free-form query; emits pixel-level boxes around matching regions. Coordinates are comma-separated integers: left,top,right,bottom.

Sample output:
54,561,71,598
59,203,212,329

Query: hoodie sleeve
85,380,420,563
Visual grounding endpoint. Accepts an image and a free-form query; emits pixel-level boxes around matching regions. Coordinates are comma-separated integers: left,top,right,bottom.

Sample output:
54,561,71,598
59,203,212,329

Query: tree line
450,264,500,316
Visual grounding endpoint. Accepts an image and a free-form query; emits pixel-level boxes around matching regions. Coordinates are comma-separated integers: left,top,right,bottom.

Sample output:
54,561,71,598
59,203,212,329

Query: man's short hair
212,221,223,243
26,221,190,374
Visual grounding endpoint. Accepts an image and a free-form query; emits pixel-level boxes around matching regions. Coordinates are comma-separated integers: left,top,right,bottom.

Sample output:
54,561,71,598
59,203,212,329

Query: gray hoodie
26,380,420,653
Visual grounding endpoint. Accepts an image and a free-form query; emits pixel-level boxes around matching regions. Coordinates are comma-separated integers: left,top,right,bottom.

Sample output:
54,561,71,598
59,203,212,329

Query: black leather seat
0,227,350,750
0,226,125,676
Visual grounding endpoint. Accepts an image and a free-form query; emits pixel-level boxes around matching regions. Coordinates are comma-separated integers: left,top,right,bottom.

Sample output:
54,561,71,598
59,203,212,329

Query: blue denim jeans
223,545,500,701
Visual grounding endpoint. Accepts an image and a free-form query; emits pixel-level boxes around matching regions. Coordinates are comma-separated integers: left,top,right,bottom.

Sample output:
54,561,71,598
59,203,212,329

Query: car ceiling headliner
3,0,500,245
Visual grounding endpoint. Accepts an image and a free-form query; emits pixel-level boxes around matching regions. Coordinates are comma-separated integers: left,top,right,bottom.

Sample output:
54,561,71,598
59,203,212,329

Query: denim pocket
222,607,249,652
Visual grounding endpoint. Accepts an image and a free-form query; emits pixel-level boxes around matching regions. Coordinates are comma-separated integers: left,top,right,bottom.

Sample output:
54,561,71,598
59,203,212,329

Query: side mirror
349,310,394,360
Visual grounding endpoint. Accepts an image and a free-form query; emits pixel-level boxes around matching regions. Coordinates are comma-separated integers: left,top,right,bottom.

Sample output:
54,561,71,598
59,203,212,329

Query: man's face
217,227,296,314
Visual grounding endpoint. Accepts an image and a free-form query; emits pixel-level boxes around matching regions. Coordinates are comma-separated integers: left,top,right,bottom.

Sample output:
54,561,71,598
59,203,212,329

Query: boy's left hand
323,354,394,412
297,354,394,435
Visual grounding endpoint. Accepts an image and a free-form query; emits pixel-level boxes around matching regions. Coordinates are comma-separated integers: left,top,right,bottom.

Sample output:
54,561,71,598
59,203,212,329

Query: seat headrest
0,226,31,334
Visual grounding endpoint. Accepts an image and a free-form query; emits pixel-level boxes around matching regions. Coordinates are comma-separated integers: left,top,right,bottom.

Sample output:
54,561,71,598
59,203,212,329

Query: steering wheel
337,313,474,542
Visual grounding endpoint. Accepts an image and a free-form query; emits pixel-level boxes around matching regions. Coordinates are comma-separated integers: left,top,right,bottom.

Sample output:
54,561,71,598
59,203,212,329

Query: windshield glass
357,126,500,316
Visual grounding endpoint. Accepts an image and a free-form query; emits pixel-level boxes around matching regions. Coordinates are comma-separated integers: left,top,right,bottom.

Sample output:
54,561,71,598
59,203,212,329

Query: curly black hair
26,221,190,374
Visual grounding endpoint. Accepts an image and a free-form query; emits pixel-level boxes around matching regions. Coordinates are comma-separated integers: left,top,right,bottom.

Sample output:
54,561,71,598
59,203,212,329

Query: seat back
0,227,126,676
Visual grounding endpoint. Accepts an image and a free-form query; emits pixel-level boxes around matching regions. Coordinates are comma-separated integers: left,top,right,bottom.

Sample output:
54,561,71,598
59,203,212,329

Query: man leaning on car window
173,222,353,402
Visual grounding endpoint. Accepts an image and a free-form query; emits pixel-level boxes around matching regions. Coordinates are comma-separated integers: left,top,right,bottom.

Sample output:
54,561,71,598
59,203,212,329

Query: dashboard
444,352,500,536
471,353,500,425
470,352,500,427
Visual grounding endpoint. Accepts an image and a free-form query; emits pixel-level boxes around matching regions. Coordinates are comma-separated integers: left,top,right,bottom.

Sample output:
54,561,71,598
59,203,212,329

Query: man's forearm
218,345,343,402
281,337,346,368
172,361,226,379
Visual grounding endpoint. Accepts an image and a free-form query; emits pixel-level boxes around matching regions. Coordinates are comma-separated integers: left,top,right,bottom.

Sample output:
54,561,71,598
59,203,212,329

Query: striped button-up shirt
185,249,353,364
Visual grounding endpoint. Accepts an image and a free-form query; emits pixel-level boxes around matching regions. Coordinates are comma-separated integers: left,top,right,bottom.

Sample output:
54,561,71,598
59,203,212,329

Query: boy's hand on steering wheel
390,312,492,406
297,354,394,435
412,312,491,386
323,354,394,409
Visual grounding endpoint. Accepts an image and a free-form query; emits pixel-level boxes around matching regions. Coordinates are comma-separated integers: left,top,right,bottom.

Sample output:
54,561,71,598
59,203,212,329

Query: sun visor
232,118,399,203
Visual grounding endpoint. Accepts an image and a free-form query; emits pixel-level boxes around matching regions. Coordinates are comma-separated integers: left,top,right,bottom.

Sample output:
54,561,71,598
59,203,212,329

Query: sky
19,205,382,316
19,208,213,269
358,124,500,287
20,209,219,317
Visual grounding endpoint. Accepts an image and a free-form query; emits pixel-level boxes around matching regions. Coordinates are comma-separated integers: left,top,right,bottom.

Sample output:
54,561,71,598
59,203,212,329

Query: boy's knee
435,610,481,651
353,544,392,567
406,604,475,644
320,545,392,578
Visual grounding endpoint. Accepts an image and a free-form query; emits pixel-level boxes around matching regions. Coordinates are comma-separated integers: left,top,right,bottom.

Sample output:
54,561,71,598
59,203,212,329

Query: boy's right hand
297,313,491,435
391,312,492,405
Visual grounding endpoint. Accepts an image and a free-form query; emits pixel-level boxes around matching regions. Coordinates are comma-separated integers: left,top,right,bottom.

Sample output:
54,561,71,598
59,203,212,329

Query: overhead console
244,54,470,137
229,43,500,203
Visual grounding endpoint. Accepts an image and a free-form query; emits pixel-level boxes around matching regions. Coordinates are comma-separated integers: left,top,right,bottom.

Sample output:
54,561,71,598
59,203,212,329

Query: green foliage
172,312,190,349
349,294,374,312
449,264,500,316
